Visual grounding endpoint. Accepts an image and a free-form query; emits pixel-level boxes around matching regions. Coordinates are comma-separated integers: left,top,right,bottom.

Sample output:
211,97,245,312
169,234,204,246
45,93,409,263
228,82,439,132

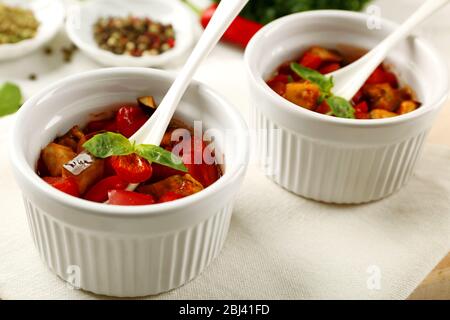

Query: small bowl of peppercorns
0,0,64,61
65,0,197,67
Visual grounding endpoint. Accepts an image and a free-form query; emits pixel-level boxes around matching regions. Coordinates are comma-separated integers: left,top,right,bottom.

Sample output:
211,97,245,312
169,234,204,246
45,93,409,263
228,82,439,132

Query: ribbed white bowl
24,198,232,296
251,107,428,204
10,68,248,297
245,11,449,204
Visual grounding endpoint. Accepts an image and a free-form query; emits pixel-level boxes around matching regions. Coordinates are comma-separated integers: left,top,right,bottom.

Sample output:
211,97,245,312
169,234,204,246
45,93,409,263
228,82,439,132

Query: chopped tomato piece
158,192,185,203
43,176,80,197
270,74,290,84
84,176,128,203
352,89,364,104
354,101,369,114
104,157,116,176
182,137,220,188
316,100,331,114
110,153,153,184
86,119,117,134
299,52,323,70
108,190,155,206
115,105,149,138
355,112,371,119
268,81,287,96
384,71,399,88
365,66,392,85
167,38,175,48
319,63,341,75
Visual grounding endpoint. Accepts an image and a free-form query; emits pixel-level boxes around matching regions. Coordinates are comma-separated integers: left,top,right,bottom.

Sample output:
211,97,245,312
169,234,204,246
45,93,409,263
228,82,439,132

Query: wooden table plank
409,253,450,299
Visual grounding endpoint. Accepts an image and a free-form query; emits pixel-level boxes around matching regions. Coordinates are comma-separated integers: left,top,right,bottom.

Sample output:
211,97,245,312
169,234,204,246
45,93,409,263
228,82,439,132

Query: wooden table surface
409,254,450,299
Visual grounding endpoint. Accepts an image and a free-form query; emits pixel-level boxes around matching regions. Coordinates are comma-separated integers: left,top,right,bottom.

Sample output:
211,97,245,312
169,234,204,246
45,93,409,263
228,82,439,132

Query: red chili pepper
354,101,369,114
182,137,219,188
108,190,156,206
43,176,80,197
193,3,262,48
84,176,128,203
319,63,341,75
158,192,184,203
299,52,323,70
115,105,149,138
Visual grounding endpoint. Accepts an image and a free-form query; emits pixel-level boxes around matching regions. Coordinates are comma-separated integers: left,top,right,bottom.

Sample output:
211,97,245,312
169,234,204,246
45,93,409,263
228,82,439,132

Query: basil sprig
83,132,187,172
290,63,355,119
0,82,22,117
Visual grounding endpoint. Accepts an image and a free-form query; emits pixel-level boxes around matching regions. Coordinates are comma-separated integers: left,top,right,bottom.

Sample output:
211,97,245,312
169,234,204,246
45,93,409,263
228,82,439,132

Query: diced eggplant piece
63,158,105,194
137,174,203,199
138,96,157,114
370,109,398,119
56,126,86,152
41,143,77,177
363,83,401,112
284,82,321,110
398,100,419,115
309,46,343,63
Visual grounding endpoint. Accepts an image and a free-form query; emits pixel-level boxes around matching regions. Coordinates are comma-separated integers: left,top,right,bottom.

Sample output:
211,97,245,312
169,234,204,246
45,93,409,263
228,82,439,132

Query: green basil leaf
290,63,334,94
135,144,187,173
83,132,134,158
0,82,22,117
326,96,356,119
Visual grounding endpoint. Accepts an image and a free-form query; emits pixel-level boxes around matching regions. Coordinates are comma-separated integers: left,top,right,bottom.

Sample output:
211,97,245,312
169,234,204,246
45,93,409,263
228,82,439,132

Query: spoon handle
131,0,249,146
332,0,449,100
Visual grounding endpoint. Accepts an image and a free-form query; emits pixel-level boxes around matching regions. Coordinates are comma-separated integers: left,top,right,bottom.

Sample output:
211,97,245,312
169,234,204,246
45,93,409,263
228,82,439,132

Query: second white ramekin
245,11,449,204
10,68,249,297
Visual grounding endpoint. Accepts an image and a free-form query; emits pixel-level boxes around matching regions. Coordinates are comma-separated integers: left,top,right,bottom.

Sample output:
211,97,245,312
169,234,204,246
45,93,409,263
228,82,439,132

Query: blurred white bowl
0,0,64,61
65,0,196,67
245,11,449,204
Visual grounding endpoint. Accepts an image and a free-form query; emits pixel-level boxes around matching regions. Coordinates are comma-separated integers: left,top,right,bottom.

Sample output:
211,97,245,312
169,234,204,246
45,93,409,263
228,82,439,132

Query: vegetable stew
267,46,421,119
37,97,221,206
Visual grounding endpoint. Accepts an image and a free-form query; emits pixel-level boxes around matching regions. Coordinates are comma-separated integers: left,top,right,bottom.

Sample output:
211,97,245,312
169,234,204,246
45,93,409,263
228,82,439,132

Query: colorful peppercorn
93,15,176,57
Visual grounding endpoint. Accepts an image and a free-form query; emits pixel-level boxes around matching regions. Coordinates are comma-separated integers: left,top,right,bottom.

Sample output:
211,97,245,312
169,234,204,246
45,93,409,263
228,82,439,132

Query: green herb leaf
290,63,334,93
326,96,356,119
213,0,371,25
0,82,22,117
83,132,134,158
135,144,187,173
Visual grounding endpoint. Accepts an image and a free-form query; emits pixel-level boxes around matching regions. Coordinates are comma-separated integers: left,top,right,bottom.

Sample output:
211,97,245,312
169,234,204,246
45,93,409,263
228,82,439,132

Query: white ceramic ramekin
245,11,449,204
9,68,248,297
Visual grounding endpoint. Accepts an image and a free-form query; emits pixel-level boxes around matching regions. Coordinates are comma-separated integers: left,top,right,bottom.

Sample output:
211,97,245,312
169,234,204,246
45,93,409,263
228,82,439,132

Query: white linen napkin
1,116,449,299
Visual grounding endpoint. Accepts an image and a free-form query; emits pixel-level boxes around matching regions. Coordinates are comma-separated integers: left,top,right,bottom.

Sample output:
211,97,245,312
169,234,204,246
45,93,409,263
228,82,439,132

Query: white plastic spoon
330,0,449,101
126,0,249,191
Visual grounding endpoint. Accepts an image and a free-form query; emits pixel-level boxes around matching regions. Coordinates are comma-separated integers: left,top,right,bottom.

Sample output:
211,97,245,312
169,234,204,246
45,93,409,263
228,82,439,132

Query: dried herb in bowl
0,3,39,44
93,15,176,57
